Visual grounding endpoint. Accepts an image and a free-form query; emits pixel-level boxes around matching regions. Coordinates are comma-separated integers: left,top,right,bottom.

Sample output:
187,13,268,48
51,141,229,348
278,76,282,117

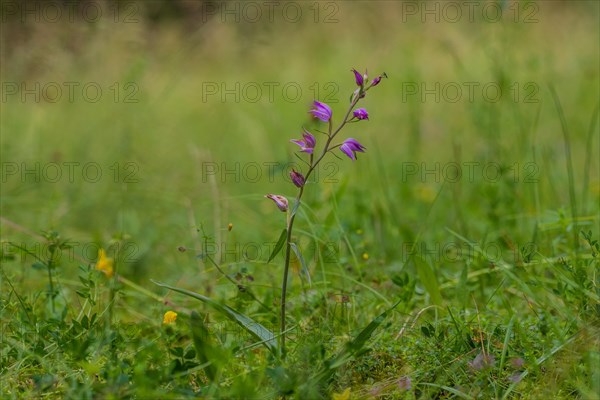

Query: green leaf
190,311,218,381
170,346,184,358
32,262,46,270
290,242,311,287
268,229,287,263
414,255,443,306
152,281,278,354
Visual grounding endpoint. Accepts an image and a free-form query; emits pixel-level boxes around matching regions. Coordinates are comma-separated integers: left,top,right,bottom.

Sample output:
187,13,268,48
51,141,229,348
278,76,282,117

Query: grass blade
548,84,578,249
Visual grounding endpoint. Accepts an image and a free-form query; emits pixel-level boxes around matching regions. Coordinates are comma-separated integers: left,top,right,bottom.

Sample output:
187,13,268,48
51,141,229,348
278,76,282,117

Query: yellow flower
414,184,436,203
362,252,369,261
95,248,114,278
163,311,178,325
332,388,351,400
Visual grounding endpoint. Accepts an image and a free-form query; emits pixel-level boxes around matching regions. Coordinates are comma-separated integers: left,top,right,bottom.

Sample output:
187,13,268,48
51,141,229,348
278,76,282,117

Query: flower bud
290,169,305,188
352,68,364,87
265,194,289,212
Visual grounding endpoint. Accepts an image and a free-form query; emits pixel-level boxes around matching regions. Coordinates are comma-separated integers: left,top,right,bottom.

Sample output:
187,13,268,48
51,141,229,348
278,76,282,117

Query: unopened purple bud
371,72,387,87
352,68,364,87
290,169,305,188
353,108,369,120
265,194,289,212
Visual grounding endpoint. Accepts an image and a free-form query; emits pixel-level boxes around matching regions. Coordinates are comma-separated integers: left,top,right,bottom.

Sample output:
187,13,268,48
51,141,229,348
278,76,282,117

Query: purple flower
340,138,366,161
353,108,369,120
265,194,288,212
511,358,525,368
397,376,412,391
310,100,332,122
468,352,495,371
290,169,305,188
352,68,364,87
508,373,523,383
291,129,316,154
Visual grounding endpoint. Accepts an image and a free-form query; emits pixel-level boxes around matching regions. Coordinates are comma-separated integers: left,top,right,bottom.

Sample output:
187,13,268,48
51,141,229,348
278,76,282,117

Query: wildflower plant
267,68,386,356
154,68,391,373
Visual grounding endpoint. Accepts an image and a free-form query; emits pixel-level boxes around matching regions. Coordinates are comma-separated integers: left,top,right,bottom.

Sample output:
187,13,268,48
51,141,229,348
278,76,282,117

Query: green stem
279,94,362,358
47,259,55,313
107,246,119,330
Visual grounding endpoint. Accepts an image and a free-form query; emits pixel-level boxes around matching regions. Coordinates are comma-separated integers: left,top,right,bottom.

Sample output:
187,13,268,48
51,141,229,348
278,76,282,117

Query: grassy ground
1,1,599,399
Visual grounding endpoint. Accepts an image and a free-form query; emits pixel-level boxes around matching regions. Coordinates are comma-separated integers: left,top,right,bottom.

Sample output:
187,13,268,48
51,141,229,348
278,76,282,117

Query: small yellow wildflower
163,311,178,325
95,248,114,278
332,388,351,400
228,223,233,231
415,184,436,203
362,252,369,261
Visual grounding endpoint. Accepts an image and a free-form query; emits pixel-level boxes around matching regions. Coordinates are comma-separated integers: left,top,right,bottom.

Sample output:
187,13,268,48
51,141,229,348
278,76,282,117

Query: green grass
1,1,599,399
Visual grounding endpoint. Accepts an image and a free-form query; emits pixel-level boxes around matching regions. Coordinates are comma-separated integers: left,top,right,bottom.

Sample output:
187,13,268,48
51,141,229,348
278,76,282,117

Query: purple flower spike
290,169,305,188
310,100,332,122
265,194,289,212
340,138,366,161
352,68,364,87
291,128,316,154
353,108,369,120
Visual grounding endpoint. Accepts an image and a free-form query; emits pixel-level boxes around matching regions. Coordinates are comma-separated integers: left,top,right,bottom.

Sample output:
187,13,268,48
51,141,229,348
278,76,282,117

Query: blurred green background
1,0,598,285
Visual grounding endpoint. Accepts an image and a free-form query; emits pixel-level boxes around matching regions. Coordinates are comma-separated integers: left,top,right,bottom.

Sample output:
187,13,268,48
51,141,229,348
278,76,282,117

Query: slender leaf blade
414,255,443,306
190,311,219,381
290,242,311,287
268,229,287,263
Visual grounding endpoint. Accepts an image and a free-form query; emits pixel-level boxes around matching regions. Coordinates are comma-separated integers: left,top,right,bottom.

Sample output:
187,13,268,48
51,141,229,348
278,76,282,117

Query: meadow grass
1,1,599,398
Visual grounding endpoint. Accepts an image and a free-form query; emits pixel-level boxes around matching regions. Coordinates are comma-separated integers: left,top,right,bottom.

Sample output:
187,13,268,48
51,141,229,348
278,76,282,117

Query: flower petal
344,138,366,152
353,108,369,120
302,128,316,148
163,311,178,325
310,101,332,122
340,143,356,160
352,68,364,86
